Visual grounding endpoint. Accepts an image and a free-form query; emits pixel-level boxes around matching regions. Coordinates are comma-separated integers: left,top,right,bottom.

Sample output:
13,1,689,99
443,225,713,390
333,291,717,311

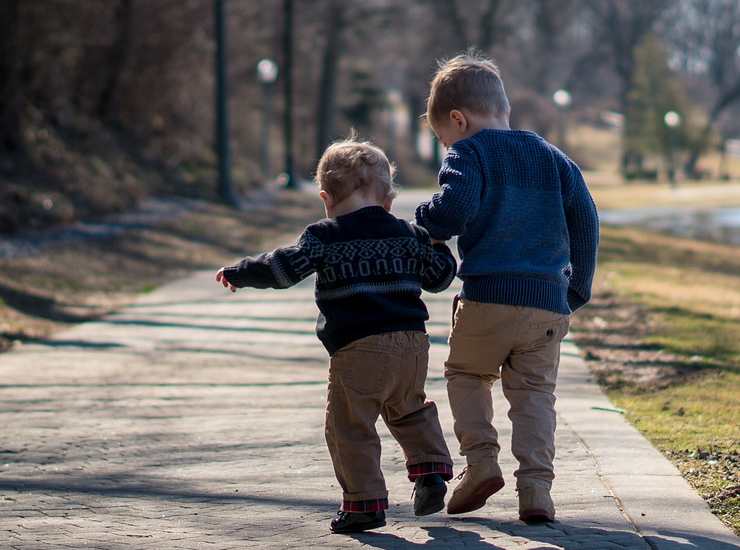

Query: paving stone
0,192,737,549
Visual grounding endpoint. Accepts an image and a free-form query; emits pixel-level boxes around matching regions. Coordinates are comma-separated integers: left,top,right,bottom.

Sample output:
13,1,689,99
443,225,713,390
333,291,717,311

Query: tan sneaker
518,481,555,523
446,461,505,514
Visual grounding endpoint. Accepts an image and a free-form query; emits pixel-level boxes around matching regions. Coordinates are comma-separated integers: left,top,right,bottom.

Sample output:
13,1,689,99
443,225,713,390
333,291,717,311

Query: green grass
591,226,740,533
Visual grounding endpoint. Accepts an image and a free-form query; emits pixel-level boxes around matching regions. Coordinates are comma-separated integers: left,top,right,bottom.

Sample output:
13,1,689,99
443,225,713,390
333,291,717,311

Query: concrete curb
557,340,739,549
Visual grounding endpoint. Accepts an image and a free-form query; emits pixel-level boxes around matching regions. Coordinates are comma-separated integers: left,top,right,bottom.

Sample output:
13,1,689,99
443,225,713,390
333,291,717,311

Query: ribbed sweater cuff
461,276,571,314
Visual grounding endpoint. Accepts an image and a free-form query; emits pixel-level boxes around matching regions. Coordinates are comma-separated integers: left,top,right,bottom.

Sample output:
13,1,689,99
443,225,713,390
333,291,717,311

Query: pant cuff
407,462,454,482
342,498,389,512
464,448,500,465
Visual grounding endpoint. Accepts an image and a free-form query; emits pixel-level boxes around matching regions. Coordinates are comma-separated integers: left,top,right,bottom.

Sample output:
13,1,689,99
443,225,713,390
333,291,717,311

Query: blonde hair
315,136,396,203
426,52,510,128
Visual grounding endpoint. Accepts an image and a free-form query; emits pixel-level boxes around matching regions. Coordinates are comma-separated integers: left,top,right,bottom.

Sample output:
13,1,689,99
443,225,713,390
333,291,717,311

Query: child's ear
450,109,468,132
382,194,393,212
319,189,334,208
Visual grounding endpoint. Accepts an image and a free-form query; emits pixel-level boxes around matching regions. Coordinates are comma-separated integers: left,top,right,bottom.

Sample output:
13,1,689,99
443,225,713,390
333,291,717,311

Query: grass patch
573,225,740,533
589,180,740,210
0,191,323,351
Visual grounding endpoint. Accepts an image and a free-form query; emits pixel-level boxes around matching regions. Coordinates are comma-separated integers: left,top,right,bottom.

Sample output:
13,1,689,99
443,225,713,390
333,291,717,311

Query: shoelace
410,475,447,500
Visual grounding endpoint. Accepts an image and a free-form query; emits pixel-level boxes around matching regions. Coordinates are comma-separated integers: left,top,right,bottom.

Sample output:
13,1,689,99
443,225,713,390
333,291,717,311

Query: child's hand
216,268,237,293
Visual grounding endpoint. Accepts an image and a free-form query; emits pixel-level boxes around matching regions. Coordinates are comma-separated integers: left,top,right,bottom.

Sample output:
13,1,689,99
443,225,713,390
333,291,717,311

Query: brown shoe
446,461,505,514
518,482,555,523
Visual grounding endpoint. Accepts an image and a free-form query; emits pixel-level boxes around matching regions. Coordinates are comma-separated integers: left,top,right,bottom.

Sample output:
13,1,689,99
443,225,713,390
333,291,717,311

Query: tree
669,0,740,177
425,0,520,52
315,0,346,162
585,0,672,173
625,35,694,179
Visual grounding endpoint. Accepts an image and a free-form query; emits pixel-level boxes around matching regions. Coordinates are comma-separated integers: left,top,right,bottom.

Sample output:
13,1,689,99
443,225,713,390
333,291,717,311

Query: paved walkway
1,193,738,549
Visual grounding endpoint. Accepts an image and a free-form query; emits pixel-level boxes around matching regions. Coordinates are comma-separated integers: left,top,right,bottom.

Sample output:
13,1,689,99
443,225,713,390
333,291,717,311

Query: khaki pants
445,299,569,489
325,331,452,506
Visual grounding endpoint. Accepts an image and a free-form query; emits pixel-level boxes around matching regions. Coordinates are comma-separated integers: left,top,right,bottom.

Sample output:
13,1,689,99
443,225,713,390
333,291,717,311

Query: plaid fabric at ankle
407,462,454,481
342,497,389,513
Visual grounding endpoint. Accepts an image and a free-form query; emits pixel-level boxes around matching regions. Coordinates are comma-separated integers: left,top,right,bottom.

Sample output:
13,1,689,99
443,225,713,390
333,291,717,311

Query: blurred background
0,0,739,534
1,0,740,231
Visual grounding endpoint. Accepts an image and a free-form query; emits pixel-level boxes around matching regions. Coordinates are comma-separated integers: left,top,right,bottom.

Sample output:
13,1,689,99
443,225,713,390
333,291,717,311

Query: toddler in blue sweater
415,54,599,522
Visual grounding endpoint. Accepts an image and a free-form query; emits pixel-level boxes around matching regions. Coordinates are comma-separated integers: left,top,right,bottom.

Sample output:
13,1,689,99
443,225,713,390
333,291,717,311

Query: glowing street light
257,59,278,84
664,111,682,185
664,110,681,128
257,59,278,180
553,89,572,109
553,89,572,149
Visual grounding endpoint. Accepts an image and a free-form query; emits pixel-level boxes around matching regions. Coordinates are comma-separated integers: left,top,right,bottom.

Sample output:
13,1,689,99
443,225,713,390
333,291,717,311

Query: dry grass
0,191,324,351
570,123,740,179
573,225,740,533
589,180,740,209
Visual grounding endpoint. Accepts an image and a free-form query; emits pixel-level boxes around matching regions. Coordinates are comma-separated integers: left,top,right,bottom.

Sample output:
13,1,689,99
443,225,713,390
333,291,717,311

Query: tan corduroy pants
325,331,452,504
445,299,570,489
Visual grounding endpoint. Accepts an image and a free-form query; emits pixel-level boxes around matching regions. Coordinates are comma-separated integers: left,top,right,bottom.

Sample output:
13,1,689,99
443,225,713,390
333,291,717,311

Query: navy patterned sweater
415,129,599,314
222,206,457,354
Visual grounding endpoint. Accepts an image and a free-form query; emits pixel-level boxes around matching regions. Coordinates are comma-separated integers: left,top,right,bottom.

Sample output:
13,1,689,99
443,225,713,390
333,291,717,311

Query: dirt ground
0,190,323,353
570,288,739,533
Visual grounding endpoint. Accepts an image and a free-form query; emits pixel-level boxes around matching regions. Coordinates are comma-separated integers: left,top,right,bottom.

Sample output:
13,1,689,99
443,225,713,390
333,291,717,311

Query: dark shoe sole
414,483,447,516
330,518,386,534
520,509,554,524
447,476,505,515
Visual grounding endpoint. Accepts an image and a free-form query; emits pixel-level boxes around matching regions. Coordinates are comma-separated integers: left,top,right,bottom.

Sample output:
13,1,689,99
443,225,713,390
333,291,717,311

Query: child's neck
468,113,511,134
329,194,385,218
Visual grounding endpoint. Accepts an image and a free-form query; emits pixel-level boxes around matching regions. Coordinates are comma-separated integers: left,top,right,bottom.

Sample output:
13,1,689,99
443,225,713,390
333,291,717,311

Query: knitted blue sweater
415,129,599,314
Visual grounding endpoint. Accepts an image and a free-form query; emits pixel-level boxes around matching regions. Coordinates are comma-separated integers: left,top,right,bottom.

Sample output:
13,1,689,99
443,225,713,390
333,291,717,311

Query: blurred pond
600,207,740,246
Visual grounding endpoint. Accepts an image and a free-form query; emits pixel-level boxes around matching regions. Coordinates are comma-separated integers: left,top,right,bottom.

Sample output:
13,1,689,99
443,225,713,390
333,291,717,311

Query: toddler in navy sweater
218,139,456,533
415,54,599,522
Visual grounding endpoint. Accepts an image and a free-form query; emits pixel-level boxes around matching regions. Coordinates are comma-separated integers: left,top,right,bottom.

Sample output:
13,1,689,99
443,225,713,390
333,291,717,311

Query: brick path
1,192,737,549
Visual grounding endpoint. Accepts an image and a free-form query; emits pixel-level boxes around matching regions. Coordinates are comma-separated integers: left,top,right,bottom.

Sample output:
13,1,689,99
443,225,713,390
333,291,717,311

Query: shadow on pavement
352,520,739,549
0,476,336,509
101,318,318,337
460,517,739,550
353,526,506,549
2,476,736,548
0,282,96,324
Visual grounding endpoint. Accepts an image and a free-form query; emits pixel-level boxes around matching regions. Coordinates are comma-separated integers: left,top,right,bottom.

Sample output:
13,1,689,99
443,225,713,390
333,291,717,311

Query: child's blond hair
315,137,396,203
426,53,510,128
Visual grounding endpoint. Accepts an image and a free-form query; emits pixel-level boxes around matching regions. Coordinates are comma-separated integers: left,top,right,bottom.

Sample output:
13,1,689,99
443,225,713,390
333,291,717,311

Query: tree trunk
315,0,344,162
406,93,422,160
97,0,134,121
684,83,740,177
0,0,24,154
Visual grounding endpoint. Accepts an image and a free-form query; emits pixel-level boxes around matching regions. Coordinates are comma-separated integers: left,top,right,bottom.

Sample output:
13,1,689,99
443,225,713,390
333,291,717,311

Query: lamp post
282,0,296,189
385,90,403,163
213,0,237,206
257,59,278,181
553,89,572,151
664,110,681,186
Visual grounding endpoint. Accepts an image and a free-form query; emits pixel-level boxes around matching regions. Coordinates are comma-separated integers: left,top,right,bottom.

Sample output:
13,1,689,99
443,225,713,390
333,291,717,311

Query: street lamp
385,89,403,163
257,58,278,181
553,89,572,150
282,0,296,189
213,0,238,206
664,110,682,186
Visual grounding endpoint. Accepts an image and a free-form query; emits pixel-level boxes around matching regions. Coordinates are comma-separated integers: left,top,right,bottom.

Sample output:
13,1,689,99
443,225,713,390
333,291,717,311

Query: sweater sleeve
413,225,457,293
221,228,323,289
560,156,599,312
415,141,483,241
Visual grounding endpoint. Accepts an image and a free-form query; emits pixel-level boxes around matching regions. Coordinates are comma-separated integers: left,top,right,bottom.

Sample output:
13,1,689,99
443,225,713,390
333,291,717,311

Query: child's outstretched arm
415,142,482,241
561,158,599,312
413,225,457,293
216,228,322,291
